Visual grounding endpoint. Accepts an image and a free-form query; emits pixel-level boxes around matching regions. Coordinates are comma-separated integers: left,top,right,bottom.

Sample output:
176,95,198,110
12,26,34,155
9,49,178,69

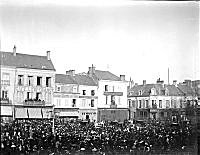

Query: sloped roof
74,74,97,86
165,85,184,96
55,74,77,84
0,51,55,70
129,84,183,97
177,84,196,96
129,84,163,97
93,70,121,81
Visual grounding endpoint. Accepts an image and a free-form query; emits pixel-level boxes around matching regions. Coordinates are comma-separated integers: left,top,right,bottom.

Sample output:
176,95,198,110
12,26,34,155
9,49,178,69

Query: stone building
87,65,129,122
0,47,55,121
54,70,98,122
128,79,186,122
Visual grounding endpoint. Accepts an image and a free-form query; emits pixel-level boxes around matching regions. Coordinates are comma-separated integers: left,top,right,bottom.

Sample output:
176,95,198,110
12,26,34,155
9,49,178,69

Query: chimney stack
156,78,164,87
88,64,95,76
173,80,177,86
66,70,75,76
143,80,146,85
120,75,125,81
47,51,50,60
13,45,16,56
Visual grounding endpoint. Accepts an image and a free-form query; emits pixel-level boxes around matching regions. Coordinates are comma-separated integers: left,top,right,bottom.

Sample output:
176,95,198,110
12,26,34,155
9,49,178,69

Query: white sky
0,0,199,84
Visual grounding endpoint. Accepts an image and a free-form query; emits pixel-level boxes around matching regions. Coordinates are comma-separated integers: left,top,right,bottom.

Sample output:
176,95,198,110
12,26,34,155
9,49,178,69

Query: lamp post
47,108,59,135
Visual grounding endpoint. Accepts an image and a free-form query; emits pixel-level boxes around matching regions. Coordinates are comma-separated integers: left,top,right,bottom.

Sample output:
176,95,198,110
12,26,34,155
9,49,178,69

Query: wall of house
13,68,55,105
97,80,128,108
0,66,16,104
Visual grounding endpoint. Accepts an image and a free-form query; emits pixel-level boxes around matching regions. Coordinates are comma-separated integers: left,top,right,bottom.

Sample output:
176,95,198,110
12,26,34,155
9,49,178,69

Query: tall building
0,47,56,121
87,65,129,122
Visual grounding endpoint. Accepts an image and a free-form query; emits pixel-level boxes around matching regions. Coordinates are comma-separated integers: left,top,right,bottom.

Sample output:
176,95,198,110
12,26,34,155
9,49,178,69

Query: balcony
23,99,45,106
0,98,12,105
104,92,123,96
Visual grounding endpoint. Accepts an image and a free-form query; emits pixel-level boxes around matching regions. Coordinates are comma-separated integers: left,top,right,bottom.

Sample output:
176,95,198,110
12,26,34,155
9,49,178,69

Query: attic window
139,90,143,96
42,66,46,69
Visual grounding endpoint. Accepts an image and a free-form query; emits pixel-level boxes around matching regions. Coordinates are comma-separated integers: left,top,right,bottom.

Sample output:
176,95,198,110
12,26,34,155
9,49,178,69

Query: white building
0,46,55,121
54,70,98,122
87,65,129,122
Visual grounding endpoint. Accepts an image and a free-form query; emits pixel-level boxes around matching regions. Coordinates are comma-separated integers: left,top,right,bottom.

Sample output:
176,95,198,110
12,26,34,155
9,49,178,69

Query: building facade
87,65,129,122
128,79,187,122
54,70,98,122
0,47,55,121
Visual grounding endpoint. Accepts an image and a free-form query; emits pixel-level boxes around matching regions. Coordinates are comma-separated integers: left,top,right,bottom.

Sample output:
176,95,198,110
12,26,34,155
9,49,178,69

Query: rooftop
0,51,55,71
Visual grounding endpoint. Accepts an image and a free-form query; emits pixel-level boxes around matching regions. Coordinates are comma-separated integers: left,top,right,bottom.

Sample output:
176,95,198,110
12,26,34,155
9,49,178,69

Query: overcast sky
0,0,199,84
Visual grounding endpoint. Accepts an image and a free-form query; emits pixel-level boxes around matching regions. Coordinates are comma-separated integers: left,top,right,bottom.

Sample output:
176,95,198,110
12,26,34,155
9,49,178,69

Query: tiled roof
177,84,196,96
0,51,55,70
74,74,97,86
165,85,184,96
93,70,121,81
129,84,184,97
55,74,77,84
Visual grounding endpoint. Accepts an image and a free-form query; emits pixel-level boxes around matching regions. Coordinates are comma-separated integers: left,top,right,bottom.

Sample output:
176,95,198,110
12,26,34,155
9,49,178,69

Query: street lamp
46,109,59,135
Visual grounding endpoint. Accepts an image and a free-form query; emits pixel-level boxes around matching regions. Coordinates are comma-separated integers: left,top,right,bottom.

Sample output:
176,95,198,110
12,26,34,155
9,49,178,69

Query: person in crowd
0,118,195,155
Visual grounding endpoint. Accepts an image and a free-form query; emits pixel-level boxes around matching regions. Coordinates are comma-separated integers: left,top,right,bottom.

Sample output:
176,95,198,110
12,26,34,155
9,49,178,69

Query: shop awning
15,108,28,118
59,111,79,117
1,106,13,116
28,108,42,118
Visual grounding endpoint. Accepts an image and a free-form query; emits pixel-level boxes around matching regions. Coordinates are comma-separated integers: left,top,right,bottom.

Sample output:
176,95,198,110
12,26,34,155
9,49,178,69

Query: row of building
1,48,200,122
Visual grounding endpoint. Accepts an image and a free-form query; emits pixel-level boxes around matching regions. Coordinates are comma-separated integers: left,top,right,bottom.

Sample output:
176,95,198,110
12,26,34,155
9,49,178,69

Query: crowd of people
1,118,196,155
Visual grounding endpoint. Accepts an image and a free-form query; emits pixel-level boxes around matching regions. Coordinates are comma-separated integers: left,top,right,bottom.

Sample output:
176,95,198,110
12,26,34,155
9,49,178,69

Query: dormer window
139,90,143,96
151,88,156,95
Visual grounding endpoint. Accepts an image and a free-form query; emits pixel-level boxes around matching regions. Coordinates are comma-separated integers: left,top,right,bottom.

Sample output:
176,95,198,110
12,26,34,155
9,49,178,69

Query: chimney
88,64,95,76
66,70,75,76
135,83,138,86
129,78,134,88
47,51,50,60
13,45,16,56
156,78,164,87
173,80,177,86
143,80,146,85
120,75,125,81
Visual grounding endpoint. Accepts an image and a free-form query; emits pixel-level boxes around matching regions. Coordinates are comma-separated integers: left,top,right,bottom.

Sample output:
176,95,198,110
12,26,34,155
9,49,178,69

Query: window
146,100,149,108
57,99,61,107
2,73,10,85
37,76,42,86
160,112,164,117
105,96,108,105
27,76,33,86
72,99,76,107
82,90,86,95
27,92,30,100
152,100,157,109
166,100,170,108
18,75,24,85
139,90,143,96
159,100,162,108
144,111,147,117
46,77,51,87
91,99,94,107
91,90,95,96
36,92,41,101
132,100,136,108
140,111,143,117
139,100,142,108
2,90,8,99
111,95,115,105
57,86,61,92
105,85,108,91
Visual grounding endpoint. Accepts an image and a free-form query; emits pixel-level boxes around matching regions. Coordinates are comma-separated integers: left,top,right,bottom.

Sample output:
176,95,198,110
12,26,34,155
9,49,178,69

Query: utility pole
168,68,169,85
